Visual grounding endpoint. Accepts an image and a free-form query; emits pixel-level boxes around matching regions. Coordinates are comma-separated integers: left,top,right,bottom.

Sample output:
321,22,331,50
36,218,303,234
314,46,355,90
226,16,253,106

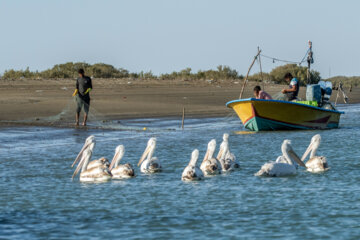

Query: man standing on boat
282,73,299,101
72,69,92,126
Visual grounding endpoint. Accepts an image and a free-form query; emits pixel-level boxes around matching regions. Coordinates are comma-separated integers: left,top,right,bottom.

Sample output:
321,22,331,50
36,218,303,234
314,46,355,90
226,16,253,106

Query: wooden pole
181,107,185,130
258,46,264,90
307,62,311,84
239,49,261,99
307,41,313,84
339,83,349,103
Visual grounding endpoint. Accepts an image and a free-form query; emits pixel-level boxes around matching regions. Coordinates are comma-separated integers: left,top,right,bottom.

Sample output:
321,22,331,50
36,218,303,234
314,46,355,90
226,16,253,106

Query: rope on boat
259,53,307,65
258,41,313,67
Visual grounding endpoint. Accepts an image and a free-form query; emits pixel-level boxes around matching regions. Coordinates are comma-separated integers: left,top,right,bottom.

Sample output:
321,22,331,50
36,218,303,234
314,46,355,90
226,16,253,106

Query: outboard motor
318,81,326,98
318,81,332,104
323,81,332,102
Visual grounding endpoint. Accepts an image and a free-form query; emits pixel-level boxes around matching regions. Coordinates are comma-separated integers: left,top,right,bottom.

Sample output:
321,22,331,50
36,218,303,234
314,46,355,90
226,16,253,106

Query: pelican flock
70,133,329,182
301,134,329,173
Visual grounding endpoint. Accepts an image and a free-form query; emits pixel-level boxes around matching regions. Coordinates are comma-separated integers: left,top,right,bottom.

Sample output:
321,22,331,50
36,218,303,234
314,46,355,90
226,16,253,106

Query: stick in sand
181,107,185,130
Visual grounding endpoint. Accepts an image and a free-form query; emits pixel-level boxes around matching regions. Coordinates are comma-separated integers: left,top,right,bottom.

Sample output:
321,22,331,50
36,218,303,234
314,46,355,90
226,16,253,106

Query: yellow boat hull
226,98,344,131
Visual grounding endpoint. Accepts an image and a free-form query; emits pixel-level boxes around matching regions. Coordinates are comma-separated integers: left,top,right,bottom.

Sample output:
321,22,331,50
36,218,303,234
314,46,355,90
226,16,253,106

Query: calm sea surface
1,104,360,239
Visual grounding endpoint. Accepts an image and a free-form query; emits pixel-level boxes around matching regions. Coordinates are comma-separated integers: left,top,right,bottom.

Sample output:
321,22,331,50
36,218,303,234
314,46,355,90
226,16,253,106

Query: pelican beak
301,141,315,161
216,148,223,160
71,142,91,168
109,151,120,171
288,149,306,168
202,150,209,163
72,155,85,179
138,145,151,166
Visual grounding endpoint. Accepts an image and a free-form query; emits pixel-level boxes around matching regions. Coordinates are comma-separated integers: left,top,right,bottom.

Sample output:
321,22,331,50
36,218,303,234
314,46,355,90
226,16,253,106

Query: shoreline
0,78,358,129
0,111,231,129
0,102,357,129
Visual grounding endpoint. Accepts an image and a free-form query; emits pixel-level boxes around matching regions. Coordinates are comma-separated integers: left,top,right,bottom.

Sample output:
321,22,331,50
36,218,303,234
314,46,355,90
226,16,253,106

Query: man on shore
253,86,272,100
281,73,299,101
72,69,92,126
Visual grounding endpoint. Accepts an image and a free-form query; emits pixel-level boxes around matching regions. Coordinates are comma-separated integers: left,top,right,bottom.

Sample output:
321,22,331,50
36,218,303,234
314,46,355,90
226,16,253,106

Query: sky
1,0,359,77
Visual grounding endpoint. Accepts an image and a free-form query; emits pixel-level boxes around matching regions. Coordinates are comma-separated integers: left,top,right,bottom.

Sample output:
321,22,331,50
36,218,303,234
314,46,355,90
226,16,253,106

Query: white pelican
72,148,112,182
138,138,161,173
182,149,204,181
217,133,240,172
301,134,329,173
200,139,222,176
71,135,109,169
109,145,135,179
255,140,306,177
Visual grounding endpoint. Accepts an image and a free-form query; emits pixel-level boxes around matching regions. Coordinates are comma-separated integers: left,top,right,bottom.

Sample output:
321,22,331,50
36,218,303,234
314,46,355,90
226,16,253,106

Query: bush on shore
2,62,358,87
248,64,321,86
326,76,360,88
1,62,244,81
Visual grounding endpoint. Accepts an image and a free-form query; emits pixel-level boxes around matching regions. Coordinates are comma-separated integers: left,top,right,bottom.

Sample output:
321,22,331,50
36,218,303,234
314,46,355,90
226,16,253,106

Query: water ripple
1,104,360,239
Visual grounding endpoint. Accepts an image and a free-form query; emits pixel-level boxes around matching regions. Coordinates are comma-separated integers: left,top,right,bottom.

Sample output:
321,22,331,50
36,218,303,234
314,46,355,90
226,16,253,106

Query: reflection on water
0,104,360,239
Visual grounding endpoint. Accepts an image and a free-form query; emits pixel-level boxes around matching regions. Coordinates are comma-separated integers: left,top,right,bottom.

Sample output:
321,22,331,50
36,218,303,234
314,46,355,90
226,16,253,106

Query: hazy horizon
1,0,359,78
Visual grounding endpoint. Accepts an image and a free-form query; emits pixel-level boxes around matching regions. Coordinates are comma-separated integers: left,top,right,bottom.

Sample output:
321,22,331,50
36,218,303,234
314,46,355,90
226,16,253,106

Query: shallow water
1,104,360,239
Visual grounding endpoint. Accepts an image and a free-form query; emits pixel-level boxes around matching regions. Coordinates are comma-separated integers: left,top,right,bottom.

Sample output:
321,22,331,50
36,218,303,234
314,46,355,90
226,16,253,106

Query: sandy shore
0,78,358,127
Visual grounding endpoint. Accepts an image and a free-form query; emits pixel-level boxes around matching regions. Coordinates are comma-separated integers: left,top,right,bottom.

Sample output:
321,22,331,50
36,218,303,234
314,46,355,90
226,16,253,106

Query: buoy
143,127,147,131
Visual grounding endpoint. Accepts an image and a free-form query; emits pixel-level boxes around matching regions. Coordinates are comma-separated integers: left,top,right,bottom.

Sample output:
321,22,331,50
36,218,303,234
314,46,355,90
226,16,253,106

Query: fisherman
281,73,299,101
253,86,272,100
72,69,92,126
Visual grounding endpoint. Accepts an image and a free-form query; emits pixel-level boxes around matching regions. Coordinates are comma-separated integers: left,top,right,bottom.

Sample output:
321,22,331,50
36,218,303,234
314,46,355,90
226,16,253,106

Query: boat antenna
306,40,314,84
239,48,261,99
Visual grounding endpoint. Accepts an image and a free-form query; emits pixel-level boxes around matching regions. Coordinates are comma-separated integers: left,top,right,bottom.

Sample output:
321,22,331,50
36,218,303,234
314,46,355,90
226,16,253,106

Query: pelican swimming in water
71,135,109,169
301,134,329,173
217,133,240,172
109,145,135,179
72,148,112,182
255,140,306,177
138,138,161,173
200,139,222,176
182,149,204,181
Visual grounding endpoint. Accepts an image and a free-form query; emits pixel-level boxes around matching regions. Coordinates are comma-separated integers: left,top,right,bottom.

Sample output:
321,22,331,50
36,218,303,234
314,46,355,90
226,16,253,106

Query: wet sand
0,78,358,126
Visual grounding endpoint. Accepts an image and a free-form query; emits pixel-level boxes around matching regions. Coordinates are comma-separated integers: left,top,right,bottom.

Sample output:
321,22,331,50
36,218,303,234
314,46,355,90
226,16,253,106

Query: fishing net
272,92,288,101
5,96,151,131
4,95,235,132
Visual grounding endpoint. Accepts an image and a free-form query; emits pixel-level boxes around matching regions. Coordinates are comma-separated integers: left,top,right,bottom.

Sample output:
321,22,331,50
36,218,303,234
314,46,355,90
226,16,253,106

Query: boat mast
258,46,265,90
306,41,314,84
239,49,261,99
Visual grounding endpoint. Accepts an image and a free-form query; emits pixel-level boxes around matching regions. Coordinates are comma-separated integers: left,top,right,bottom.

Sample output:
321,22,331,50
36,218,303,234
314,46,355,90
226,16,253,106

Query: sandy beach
0,78,358,126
